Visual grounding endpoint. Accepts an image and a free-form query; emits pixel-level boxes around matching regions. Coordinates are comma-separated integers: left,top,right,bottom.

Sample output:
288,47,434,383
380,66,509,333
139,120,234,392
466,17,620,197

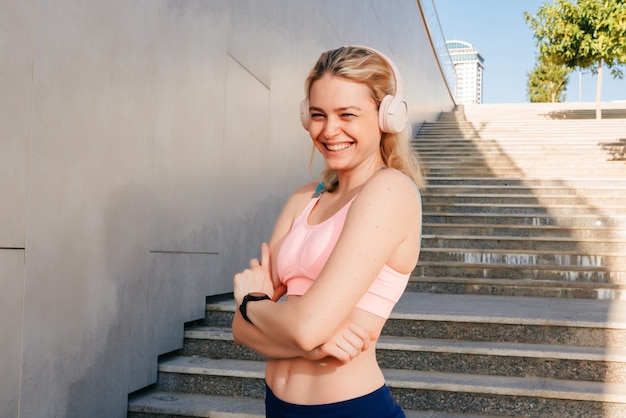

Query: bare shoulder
358,168,421,209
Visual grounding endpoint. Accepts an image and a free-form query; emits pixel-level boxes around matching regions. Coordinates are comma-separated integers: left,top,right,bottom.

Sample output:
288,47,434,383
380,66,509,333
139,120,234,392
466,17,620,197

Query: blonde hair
305,46,425,191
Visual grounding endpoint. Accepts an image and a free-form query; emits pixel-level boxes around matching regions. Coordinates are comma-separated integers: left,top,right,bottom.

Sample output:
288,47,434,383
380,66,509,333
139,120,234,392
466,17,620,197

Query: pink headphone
299,45,408,134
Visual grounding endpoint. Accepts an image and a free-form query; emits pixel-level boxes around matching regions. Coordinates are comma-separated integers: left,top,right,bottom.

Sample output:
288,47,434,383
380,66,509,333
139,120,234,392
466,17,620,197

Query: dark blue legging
265,383,406,418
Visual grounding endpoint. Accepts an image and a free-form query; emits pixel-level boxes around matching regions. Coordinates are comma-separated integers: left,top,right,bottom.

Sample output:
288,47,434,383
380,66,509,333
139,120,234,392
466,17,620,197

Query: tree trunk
596,60,603,119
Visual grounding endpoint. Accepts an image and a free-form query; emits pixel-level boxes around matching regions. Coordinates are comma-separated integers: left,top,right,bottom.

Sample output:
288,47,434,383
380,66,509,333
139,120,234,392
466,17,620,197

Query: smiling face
307,73,384,174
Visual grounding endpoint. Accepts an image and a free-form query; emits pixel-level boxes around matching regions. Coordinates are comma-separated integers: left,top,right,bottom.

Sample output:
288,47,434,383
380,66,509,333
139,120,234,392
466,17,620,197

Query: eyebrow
308,105,363,113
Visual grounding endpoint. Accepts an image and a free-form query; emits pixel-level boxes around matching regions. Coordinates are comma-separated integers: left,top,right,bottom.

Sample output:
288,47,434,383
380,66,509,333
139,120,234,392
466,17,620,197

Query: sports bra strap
312,182,326,198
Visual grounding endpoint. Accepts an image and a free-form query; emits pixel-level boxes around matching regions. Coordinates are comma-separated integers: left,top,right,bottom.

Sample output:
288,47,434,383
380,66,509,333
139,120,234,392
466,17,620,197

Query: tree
525,0,626,118
527,60,570,102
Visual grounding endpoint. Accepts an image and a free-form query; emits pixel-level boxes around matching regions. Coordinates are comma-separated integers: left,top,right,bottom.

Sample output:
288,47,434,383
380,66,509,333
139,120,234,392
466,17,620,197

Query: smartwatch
239,292,270,324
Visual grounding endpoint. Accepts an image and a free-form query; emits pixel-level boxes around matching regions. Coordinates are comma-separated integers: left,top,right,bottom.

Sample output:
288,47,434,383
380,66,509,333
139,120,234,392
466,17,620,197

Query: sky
433,0,626,104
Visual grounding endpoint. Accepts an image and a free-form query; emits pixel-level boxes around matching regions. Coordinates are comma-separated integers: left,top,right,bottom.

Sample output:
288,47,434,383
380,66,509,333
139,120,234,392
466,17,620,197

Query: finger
347,322,373,351
321,344,350,364
249,258,260,268
335,336,360,359
347,322,371,342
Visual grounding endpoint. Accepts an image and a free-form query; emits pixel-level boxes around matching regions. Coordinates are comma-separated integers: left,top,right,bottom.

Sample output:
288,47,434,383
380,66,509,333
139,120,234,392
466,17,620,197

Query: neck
333,158,386,194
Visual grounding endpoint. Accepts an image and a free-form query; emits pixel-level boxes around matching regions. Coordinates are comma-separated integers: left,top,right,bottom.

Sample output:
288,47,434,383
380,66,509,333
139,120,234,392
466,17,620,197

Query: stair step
423,194,626,206
386,369,626,416
424,177,626,187
422,202,626,216
128,391,265,417
423,187,626,198
128,390,501,418
423,212,626,228
415,260,624,283
408,276,626,300
423,223,626,239
182,325,626,383
127,104,626,417
151,356,626,417
383,293,626,347
422,235,626,253
203,294,626,347
418,247,625,269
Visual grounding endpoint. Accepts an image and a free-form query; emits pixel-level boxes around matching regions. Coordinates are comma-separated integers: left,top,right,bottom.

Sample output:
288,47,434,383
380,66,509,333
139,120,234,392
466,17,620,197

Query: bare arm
231,182,378,362
235,170,421,352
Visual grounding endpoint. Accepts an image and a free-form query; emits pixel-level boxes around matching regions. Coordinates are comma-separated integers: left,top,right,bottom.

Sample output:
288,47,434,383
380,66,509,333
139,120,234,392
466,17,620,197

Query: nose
322,116,340,139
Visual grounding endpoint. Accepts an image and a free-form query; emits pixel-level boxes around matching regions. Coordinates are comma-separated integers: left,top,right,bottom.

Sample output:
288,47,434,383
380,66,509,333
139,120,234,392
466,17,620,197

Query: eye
341,112,356,119
310,113,325,120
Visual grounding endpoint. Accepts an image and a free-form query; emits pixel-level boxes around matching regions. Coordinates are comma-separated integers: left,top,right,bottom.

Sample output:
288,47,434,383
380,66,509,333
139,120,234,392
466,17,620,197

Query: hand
234,243,274,305
306,319,376,364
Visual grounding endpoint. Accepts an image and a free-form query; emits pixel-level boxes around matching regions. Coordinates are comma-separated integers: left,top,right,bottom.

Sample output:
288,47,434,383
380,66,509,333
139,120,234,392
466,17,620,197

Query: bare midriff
265,296,388,405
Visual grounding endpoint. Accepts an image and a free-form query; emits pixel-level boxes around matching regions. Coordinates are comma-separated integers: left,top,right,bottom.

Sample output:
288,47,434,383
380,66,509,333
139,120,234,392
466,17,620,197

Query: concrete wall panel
149,252,222,355
151,0,228,253
1,1,453,416
218,56,274,279
228,0,273,89
0,250,25,418
20,1,158,416
0,1,34,248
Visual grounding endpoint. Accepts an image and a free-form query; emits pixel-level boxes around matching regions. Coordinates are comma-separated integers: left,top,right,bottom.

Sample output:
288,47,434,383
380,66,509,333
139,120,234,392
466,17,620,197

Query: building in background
446,40,484,104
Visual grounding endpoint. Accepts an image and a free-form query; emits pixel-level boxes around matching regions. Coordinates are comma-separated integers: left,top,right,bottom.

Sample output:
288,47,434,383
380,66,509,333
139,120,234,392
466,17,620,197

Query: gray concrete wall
0,1,453,417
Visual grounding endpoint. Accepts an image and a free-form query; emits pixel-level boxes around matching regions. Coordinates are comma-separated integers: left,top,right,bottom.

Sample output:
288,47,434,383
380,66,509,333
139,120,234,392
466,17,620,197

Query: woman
232,45,424,417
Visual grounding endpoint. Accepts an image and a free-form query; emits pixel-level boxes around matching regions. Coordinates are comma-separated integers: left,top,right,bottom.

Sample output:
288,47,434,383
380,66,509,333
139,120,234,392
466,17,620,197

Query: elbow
290,319,330,352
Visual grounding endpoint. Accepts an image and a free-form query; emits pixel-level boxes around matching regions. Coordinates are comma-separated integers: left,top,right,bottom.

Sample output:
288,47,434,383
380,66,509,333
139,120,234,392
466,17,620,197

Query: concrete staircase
128,103,626,417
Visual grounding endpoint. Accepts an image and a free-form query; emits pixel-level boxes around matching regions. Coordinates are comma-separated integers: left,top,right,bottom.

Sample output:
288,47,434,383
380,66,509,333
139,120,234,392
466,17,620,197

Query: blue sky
433,0,626,104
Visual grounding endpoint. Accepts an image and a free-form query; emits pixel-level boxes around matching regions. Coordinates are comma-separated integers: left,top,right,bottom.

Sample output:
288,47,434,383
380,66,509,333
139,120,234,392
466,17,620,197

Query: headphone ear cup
378,94,408,133
300,98,310,131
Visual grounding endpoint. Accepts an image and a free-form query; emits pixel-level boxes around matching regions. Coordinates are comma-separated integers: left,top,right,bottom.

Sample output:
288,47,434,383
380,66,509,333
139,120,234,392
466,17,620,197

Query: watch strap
239,293,270,324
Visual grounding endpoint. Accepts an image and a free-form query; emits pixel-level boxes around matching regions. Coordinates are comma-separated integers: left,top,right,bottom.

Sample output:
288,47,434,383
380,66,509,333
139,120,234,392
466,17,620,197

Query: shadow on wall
65,183,155,417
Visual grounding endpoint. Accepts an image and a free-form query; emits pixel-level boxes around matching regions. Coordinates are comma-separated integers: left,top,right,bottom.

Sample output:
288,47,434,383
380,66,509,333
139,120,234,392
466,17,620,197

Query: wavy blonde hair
305,46,425,191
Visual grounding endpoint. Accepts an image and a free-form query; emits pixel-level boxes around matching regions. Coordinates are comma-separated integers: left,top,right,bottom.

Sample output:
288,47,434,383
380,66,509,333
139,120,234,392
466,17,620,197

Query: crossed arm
232,243,376,363
231,170,421,363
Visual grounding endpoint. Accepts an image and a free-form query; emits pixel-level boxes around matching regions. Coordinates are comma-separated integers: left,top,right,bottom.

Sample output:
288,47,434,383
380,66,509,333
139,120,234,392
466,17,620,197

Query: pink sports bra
276,189,410,319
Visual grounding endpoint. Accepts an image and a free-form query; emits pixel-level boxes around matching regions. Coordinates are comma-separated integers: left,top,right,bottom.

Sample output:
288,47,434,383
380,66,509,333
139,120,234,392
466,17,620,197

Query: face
307,74,383,173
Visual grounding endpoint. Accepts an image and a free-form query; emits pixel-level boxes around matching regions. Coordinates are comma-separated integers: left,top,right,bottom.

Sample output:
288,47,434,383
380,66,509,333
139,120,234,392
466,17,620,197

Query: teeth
326,143,351,151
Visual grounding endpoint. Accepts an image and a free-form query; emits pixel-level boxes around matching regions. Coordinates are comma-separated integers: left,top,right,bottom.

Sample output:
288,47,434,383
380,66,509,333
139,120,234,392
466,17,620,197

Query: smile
326,143,352,151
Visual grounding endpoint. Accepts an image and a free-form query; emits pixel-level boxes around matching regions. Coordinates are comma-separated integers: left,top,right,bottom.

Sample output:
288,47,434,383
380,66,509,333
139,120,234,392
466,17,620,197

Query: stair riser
183,338,264,362
415,264,624,283
418,251,626,269
406,280,626,300
390,387,626,418
426,169,626,178
423,214,626,228
424,188,626,197
381,319,625,348
423,225,626,239
377,350,626,383
425,179,626,188
423,196,626,206
181,336,626,383
157,370,626,418
157,372,265,400
157,373,626,418
421,238,626,253
202,309,625,349
422,205,621,216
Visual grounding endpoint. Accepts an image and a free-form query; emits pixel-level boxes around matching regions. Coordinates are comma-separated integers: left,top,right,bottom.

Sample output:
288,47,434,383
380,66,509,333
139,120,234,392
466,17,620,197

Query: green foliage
527,60,570,102
525,0,625,117
525,0,626,77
